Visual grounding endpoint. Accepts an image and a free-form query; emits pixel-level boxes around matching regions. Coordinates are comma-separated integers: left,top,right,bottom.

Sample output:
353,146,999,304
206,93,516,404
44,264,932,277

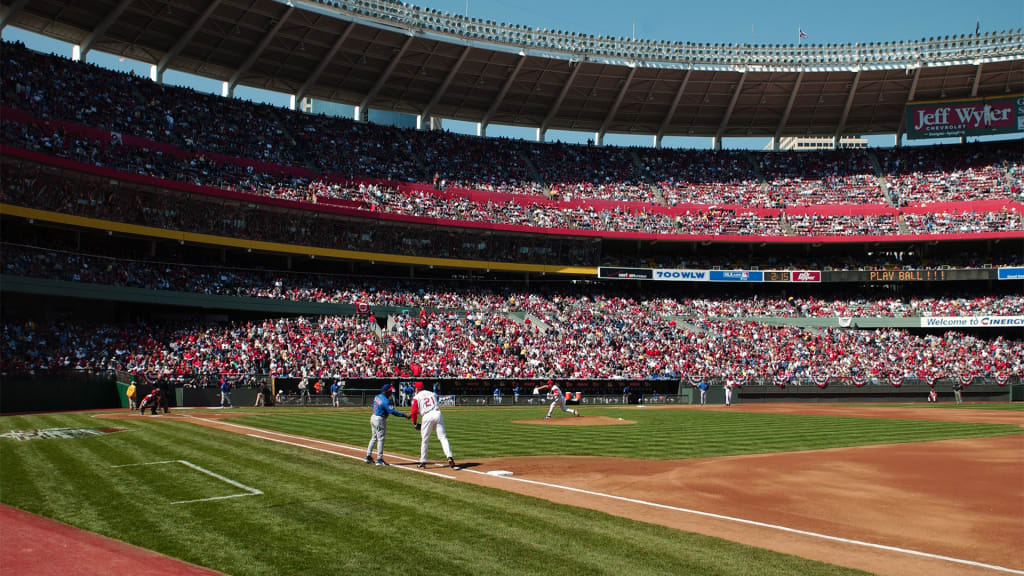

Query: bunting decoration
813,373,829,389
773,373,790,388
888,373,904,388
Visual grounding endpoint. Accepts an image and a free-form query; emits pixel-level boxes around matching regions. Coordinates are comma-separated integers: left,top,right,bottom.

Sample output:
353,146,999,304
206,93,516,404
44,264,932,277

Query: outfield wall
0,374,1015,413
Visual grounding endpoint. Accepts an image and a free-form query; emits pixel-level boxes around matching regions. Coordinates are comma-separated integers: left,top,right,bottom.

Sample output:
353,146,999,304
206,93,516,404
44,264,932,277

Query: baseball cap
414,381,423,390
381,385,393,393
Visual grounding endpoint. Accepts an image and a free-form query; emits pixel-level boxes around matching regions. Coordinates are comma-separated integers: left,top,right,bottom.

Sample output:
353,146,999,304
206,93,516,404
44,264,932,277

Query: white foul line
188,416,1023,574
460,468,1024,575
112,459,263,504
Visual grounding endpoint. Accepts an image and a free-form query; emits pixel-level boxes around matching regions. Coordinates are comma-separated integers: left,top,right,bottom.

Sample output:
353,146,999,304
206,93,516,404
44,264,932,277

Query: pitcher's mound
514,416,635,426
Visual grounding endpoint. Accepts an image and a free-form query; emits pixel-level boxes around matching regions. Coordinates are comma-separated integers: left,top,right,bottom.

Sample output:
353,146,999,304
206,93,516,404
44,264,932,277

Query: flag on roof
798,28,808,39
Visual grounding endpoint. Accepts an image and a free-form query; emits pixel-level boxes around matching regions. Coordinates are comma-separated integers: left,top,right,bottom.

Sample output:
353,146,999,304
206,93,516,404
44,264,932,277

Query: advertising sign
597,267,653,280
709,270,763,282
906,95,1024,140
652,269,710,282
998,267,1024,280
920,316,1024,328
791,271,821,283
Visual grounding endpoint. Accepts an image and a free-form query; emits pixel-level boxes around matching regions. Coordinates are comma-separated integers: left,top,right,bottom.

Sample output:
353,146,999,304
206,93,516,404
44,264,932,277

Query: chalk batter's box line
189,417,456,478
112,460,263,504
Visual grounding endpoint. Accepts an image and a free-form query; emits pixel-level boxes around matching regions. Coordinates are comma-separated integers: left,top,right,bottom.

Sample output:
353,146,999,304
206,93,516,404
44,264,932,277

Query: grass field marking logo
112,460,263,504
0,427,127,441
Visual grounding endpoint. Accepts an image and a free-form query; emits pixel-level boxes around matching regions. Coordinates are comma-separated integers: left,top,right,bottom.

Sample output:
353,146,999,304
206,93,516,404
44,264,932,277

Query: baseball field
1,403,1021,576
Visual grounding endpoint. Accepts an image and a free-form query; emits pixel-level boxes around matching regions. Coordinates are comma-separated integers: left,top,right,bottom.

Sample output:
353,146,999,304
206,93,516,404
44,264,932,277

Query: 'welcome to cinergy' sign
905,95,1024,139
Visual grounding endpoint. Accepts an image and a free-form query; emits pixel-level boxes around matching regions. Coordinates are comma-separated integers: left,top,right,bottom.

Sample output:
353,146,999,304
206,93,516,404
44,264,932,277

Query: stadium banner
998,267,1024,280
905,94,1024,140
652,269,710,282
920,316,1024,329
763,271,790,282
597,267,653,280
823,268,996,282
709,270,763,282
791,270,821,283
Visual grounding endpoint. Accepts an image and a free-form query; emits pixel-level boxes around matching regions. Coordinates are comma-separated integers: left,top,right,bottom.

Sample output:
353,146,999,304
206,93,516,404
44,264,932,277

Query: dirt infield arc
9,404,1022,576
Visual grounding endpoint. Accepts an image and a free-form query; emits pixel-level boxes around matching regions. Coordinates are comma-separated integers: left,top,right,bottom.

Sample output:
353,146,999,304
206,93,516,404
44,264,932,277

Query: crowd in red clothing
2,38,1021,217
4,308,1020,382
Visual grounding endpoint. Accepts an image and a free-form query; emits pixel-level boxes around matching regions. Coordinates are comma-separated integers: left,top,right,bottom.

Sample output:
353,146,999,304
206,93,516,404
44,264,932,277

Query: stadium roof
3,0,1023,143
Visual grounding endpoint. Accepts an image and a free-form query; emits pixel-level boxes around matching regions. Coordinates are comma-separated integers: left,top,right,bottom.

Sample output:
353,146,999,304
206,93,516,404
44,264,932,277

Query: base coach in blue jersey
365,385,409,466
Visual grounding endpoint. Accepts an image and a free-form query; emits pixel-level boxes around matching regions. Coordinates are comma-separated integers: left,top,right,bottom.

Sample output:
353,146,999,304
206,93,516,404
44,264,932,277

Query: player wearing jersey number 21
409,382,456,469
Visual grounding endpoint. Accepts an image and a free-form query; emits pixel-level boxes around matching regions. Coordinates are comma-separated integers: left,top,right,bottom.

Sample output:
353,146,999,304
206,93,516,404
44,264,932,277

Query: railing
317,0,1024,70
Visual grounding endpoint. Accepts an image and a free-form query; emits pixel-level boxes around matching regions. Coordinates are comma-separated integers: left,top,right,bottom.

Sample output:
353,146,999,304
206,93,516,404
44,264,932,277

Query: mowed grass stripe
232,407,1021,460
0,412,873,576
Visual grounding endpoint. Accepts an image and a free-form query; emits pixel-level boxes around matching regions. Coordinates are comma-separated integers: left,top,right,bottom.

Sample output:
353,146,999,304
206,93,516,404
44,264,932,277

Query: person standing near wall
724,379,734,407
952,381,963,405
219,378,232,408
126,379,137,411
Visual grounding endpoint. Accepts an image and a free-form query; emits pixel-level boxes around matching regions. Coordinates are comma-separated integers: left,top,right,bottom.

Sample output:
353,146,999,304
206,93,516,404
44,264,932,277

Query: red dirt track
0,505,225,576
7,404,1023,576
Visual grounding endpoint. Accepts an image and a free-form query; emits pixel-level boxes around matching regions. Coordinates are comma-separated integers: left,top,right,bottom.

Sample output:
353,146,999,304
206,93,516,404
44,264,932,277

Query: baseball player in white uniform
540,381,579,419
724,380,734,406
409,382,456,469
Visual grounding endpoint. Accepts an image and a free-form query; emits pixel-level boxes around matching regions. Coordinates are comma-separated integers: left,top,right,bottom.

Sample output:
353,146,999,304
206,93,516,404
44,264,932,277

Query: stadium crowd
2,38,1021,214
6,242,1022,319
4,311,1021,382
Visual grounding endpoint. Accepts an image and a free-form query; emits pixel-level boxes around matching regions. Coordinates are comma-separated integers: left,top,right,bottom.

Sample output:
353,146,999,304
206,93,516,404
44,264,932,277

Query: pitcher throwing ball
409,382,456,469
539,380,579,419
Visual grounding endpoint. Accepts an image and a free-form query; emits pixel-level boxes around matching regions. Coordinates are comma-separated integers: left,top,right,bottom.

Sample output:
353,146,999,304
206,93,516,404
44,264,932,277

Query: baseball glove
414,423,421,431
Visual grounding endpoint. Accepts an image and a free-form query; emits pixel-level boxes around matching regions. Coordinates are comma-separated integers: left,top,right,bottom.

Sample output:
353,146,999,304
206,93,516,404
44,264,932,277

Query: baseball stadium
0,0,1022,574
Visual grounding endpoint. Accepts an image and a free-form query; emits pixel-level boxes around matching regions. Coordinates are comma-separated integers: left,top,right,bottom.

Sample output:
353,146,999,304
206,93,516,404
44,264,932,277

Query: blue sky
3,0,1022,149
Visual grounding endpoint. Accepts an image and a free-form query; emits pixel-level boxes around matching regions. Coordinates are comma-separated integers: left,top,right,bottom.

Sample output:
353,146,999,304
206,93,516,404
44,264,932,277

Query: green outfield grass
1,407,1019,576
230,404,1022,461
